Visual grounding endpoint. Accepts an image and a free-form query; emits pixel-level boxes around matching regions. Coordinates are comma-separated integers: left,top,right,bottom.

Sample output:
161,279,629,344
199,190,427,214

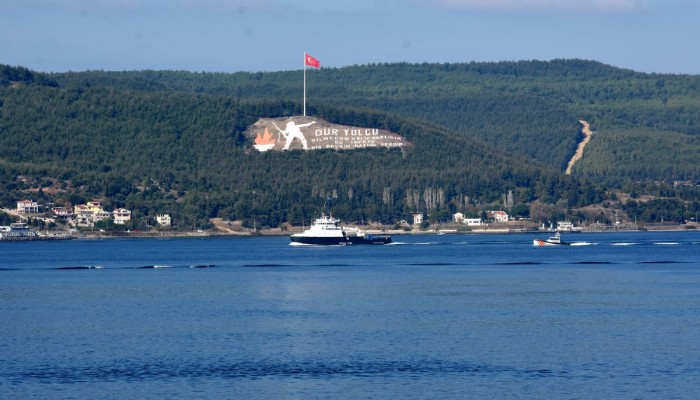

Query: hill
49,59,700,182
1,61,699,229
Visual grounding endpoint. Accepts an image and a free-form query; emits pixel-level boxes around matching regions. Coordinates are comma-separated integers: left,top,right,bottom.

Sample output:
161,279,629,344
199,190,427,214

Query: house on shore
156,214,171,227
487,210,509,223
17,200,39,214
412,213,424,226
51,207,75,223
74,201,110,227
112,208,132,225
556,221,582,232
453,212,483,226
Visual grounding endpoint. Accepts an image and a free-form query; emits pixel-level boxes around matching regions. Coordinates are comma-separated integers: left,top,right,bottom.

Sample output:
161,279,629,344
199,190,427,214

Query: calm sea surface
2,231,700,399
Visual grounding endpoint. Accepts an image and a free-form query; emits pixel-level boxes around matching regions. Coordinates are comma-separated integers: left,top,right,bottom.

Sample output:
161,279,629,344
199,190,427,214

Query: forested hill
48,59,700,182
1,61,699,229
0,64,57,87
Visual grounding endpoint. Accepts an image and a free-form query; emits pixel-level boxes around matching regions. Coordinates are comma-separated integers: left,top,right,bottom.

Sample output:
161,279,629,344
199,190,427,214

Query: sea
1,231,699,399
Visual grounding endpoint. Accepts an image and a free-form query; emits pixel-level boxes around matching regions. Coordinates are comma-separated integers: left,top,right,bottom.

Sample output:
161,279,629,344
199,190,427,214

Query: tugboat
533,232,570,246
290,214,391,246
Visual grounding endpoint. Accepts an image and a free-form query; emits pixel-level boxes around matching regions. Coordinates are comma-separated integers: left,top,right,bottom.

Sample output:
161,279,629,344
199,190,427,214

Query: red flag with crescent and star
305,53,320,69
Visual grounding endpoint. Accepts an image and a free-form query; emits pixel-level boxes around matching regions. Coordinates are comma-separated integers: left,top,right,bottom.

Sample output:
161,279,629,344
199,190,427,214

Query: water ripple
8,359,571,383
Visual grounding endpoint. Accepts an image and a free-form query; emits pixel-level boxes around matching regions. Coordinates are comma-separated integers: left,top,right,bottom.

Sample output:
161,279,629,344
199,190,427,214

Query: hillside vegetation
1,61,699,229
49,59,700,179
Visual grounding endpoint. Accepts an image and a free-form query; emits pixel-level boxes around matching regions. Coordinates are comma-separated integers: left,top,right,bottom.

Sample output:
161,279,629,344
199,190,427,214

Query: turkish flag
305,53,320,68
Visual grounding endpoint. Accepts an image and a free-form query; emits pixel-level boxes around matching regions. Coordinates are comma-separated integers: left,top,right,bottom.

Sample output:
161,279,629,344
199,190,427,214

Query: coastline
42,222,698,241
4,209,696,242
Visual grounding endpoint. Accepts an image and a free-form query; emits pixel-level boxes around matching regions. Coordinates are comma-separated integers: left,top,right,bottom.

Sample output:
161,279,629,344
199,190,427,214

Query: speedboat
533,232,570,246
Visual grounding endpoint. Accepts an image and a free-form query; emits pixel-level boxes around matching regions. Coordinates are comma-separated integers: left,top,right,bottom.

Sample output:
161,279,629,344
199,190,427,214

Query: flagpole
303,52,307,116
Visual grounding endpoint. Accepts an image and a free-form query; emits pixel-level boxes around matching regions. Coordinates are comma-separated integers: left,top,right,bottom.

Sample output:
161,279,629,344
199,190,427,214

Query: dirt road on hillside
565,120,594,175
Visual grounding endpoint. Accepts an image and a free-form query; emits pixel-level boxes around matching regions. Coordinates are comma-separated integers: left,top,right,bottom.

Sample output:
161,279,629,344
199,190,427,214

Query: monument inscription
247,117,411,152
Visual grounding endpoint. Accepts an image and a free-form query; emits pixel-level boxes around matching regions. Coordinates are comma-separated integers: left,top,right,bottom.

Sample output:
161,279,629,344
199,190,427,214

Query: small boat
290,213,391,246
533,232,570,246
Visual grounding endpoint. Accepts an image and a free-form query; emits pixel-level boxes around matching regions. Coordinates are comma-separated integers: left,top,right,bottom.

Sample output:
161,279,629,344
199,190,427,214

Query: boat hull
533,239,570,246
290,234,392,246
290,235,348,246
348,235,392,245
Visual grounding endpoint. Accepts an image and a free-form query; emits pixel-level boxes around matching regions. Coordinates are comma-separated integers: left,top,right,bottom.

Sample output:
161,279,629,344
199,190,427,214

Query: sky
1,0,698,74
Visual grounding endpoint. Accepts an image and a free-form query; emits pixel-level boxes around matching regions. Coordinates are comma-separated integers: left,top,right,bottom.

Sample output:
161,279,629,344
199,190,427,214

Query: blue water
2,231,700,399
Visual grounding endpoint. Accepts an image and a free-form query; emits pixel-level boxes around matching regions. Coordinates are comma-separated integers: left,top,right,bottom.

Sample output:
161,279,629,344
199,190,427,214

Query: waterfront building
16,200,39,214
487,210,509,222
113,209,132,225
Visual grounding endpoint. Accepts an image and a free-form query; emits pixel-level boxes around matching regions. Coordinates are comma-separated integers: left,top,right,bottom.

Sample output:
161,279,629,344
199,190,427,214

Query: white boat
533,232,570,246
0,223,40,240
290,214,391,245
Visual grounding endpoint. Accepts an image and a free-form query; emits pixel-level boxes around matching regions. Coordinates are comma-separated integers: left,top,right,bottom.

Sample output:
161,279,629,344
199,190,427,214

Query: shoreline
24,223,696,241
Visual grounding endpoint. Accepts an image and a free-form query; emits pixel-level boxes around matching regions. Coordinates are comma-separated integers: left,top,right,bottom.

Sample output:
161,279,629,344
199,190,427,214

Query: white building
16,200,39,213
556,221,576,231
112,208,132,225
453,213,483,226
464,218,483,226
73,201,110,227
412,213,424,225
51,207,75,222
487,210,509,222
156,214,171,227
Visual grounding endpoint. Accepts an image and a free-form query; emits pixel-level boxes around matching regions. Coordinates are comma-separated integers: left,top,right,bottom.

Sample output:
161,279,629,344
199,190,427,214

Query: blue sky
1,0,697,74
